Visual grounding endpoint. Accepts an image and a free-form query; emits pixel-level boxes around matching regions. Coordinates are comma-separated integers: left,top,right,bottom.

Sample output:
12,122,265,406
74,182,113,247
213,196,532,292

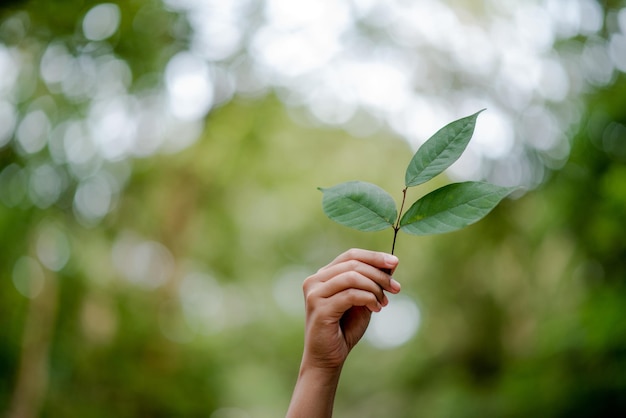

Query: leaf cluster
319,110,516,252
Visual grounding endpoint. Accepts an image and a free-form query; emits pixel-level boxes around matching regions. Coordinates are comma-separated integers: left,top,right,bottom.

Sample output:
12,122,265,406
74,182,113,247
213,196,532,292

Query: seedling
319,110,516,255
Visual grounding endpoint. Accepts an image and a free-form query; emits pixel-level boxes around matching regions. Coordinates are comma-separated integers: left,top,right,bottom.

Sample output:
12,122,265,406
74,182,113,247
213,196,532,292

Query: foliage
320,112,514,253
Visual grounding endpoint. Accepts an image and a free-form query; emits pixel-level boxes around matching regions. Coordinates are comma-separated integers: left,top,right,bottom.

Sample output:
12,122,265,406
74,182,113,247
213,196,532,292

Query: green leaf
319,181,397,232
405,109,485,187
399,181,515,235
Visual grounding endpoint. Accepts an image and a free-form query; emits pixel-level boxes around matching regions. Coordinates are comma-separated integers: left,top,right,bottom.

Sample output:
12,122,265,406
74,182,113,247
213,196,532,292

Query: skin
286,248,401,418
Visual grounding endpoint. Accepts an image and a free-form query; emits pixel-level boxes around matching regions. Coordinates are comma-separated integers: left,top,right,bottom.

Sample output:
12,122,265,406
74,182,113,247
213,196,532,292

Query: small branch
390,187,408,255
391,228,399,256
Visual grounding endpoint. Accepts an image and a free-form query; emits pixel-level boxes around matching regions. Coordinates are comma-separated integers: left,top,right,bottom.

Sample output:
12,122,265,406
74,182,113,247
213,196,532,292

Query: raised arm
286,249,401,418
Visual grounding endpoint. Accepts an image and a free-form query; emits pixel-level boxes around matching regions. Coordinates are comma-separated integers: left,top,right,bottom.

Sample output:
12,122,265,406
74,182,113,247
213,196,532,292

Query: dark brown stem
391,228,399,256
390,187,408,255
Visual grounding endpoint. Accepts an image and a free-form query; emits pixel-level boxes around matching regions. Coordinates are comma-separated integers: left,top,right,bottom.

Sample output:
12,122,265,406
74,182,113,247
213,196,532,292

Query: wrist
298,360,343,385
299,351,346,379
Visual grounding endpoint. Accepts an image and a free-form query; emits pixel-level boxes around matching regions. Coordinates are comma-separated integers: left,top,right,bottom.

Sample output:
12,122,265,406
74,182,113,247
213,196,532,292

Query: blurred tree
0,1,206,417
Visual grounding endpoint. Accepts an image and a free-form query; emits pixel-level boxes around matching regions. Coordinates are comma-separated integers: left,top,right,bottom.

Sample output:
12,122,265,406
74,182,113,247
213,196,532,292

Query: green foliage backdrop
1,1,626,417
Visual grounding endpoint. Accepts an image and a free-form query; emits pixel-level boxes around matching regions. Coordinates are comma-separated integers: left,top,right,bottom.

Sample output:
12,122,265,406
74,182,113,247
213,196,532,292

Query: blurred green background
1,0,625,417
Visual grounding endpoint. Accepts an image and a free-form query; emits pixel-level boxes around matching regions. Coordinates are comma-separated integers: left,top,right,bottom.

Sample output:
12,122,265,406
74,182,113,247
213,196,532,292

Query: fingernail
390,278,401,292
384,254,398,266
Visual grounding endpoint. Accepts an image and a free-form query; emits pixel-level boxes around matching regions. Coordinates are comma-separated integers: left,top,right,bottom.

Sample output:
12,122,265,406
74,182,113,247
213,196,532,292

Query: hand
301,248,401,371
287,248,401,418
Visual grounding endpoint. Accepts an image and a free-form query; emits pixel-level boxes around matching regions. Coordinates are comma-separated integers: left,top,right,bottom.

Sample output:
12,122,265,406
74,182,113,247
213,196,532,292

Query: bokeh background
1,0,625,417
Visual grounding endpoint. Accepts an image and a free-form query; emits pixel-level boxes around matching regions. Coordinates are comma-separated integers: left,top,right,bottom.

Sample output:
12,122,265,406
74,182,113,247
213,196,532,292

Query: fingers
303,249,402,314
311,287,383,316
309,250,401,296
312,269,388,306
323,248,399,274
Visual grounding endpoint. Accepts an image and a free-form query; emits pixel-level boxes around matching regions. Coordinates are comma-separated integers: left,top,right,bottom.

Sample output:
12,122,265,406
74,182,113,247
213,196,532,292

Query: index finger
322,248,399,273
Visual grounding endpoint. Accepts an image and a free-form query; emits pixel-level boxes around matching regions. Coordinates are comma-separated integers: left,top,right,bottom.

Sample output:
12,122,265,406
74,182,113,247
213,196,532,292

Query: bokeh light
272,266,308,316
111,232,175,288
165,51,214,121
82,3,121,42
180,271,225,335
35,222,71,272
365,294,421,349
4,0,621,225
0,99,17,147
12,256,46,299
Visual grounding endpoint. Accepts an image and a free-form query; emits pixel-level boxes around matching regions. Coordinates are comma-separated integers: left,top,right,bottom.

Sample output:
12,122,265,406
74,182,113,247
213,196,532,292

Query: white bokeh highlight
365,294,421,349
82,3,121,41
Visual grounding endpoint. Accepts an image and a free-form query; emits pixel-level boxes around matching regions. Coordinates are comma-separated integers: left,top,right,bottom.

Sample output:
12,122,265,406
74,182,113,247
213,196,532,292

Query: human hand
301,248,401,372
287,249,401,417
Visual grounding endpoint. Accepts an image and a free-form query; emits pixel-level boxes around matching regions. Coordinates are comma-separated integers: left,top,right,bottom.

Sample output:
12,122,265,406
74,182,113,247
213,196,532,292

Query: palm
339,306,372,352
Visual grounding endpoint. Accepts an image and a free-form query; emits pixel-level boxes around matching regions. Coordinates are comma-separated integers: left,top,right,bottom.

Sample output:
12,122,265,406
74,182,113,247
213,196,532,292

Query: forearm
286,363,343,418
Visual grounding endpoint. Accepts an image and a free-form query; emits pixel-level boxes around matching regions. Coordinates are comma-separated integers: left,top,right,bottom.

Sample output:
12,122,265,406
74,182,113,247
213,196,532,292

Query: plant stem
390,187,408,255
391,228,399,255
